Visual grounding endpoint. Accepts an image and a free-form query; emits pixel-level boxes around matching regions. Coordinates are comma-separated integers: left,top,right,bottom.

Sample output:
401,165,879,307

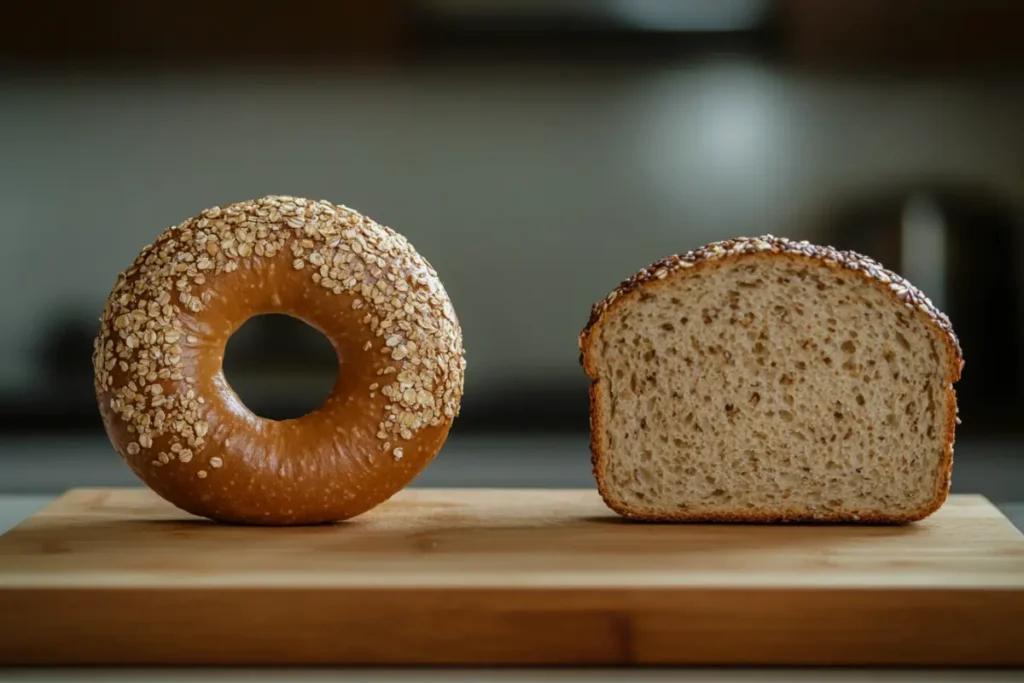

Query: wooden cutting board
1,488,1022,667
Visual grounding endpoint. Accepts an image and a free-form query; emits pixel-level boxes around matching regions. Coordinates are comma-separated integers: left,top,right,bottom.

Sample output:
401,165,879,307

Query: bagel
92,195,466,525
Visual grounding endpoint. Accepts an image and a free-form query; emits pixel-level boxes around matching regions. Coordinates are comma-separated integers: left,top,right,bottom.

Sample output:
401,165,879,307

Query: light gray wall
2,59,1022,397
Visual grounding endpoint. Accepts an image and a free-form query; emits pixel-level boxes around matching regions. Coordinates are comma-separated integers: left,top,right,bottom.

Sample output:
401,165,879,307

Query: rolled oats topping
93,195,466,467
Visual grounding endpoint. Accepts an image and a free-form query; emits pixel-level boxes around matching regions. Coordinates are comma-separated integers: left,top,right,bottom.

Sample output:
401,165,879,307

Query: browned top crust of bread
579,235,963,384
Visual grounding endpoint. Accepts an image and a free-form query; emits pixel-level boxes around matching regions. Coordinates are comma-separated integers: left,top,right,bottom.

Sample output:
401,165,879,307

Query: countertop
1,671,1024,683
1,435,1023,681
3,434,1024,500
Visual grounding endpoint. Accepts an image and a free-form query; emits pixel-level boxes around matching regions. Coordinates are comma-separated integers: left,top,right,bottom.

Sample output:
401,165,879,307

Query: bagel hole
222,314,338,420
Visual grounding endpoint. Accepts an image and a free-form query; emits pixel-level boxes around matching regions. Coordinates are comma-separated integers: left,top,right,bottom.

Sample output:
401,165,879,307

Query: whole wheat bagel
92,195,466,525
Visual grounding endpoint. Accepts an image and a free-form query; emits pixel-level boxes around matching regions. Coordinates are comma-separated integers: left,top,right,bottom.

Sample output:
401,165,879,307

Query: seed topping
93,195,466,468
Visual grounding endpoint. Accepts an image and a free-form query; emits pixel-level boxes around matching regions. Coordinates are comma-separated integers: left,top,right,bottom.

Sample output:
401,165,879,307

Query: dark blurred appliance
822,184,1024,434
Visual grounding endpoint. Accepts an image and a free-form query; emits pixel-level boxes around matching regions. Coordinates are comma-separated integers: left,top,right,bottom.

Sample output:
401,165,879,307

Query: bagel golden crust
93,196,465,524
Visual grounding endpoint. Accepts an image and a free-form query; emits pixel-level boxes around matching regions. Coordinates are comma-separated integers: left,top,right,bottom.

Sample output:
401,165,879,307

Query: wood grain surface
0,488,1022,666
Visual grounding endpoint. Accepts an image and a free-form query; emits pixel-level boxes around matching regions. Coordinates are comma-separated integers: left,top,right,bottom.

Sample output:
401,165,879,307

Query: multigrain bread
579,235,963,524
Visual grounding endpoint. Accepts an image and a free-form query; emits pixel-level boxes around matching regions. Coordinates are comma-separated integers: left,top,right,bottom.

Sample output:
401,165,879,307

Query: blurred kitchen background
1,0,1023,498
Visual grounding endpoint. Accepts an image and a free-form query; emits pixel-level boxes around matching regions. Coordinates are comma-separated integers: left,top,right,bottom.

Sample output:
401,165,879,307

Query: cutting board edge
1,585,1022,667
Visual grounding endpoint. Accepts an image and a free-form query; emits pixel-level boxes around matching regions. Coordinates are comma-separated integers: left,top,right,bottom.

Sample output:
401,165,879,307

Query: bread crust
93,196,466,525
579,235,963,524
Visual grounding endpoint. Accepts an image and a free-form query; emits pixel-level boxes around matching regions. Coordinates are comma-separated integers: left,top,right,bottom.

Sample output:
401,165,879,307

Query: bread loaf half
579,236,963,523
